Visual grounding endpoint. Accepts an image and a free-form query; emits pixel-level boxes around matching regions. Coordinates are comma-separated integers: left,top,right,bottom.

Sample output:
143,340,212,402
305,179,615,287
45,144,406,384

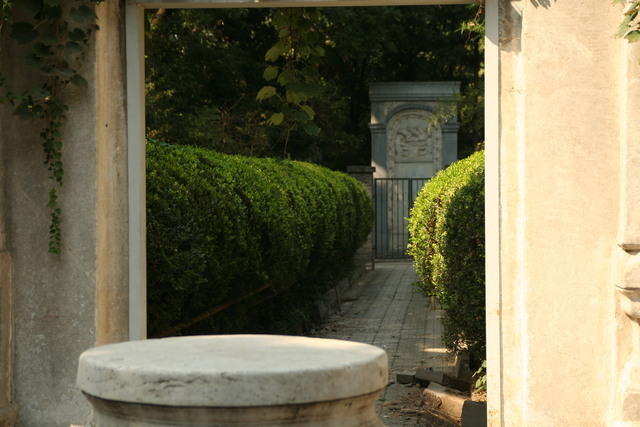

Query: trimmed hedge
408,151,485,363
146,141,371,337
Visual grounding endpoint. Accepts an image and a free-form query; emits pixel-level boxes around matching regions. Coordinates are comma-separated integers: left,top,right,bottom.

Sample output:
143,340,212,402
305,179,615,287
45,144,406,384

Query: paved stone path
313,261,456,426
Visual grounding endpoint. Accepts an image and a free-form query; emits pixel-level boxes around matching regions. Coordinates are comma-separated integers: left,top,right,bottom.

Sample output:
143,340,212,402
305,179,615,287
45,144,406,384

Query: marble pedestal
77,335,388,426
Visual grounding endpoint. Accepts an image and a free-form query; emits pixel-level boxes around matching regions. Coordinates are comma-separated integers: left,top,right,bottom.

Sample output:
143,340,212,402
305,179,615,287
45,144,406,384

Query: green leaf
263,66,279,81
301,105,315,120
267,112,284,126
256,86,277,101
70,74,87,87
277,69,295,86
285,90,303,104
265,43,286,62
303,122,320,136
65,41,82,53
290,110,310,123
68,28,86,42
30,87,50,100
11,22,38,44
14,101,35,119
55,68,74,79
627,30,640,42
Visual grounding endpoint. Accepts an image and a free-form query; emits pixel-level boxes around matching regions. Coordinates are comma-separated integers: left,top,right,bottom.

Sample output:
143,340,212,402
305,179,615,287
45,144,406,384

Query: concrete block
462,401,487,427
415,368,470,392
396,372,415,384
415,368,443,386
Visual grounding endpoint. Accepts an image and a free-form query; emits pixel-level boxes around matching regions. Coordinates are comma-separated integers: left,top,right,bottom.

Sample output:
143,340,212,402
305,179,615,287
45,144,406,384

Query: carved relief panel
386,109,442,178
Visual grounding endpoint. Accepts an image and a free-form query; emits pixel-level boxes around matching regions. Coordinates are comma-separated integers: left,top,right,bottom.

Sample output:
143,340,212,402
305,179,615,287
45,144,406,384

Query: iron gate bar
373,178,429,259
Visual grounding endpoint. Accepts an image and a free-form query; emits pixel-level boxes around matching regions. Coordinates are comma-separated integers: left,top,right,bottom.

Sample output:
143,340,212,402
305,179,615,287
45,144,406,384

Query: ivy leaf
65,41,82,53
68,28,87,42
30,87,50,100
617,15,633,38
11,22,38,44
303,122,321,136
256,86,277,101
55,68,74,79
70,74,87,87
627,30,640,42
14,101,35,119
267,112,284,126
69,5,95,23
263,66,279,81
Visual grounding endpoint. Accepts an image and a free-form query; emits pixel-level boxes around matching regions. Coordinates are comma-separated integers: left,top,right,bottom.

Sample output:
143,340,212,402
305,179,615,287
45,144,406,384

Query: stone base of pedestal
85,392,382,427
78,335,388,427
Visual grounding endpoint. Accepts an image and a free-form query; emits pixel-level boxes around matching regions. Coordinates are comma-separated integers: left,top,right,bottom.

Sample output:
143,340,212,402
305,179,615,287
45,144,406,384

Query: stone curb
422,383,467,424
422,384,487,426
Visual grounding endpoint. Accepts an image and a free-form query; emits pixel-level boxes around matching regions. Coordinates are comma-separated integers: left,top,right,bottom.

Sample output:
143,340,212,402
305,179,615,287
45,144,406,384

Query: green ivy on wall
0,0,101,253
616,0,640,42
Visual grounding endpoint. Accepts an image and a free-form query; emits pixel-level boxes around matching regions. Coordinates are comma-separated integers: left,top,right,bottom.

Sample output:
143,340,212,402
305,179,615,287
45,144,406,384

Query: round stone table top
77,335,388,407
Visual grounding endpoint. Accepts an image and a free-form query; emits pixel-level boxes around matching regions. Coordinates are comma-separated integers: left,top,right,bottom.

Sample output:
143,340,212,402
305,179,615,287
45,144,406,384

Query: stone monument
369,82,460,257
369,82,460,180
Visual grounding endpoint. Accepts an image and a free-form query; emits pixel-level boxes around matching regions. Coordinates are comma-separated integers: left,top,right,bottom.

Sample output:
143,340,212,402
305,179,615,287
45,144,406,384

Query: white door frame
125,0,501,418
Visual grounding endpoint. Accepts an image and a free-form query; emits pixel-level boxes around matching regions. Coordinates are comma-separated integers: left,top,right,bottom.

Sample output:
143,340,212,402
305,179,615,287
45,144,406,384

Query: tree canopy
145,5,483,170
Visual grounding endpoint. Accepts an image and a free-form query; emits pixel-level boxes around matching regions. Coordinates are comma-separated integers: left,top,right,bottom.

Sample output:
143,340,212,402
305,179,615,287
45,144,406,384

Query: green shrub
408,151,485,363
146,141,372,337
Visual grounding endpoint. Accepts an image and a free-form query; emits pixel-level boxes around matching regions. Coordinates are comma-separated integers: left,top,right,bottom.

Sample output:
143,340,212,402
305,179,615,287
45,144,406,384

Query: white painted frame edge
484,0,501,424
126,3,146,341
125,7,501,424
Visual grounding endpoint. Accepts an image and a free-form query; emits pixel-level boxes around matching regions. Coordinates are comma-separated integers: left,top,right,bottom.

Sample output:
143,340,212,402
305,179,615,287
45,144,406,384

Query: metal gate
374,178,428,259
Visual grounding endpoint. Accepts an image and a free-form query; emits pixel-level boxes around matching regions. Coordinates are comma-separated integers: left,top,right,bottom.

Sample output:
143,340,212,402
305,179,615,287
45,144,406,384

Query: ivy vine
616,0,640,42
0,0,101,253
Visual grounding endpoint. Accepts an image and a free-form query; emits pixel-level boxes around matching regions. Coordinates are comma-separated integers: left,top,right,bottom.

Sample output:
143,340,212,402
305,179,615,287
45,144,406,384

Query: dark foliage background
145,5,483,170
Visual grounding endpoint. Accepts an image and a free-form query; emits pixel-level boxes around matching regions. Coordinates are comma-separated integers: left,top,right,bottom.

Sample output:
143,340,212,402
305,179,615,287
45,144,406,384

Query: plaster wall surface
496,0,622,425
0,2,129,425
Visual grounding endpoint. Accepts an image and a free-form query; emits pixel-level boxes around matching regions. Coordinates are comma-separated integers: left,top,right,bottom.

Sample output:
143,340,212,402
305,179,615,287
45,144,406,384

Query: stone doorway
123,0,498,422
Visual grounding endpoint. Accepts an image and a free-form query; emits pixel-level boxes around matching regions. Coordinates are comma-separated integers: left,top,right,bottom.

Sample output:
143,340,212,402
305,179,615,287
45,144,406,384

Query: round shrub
408,151,485,363
146,141,372,337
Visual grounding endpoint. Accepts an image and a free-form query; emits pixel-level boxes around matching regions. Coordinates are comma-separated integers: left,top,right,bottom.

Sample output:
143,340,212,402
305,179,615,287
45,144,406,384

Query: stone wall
489,0,630,425
0,2,129,425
